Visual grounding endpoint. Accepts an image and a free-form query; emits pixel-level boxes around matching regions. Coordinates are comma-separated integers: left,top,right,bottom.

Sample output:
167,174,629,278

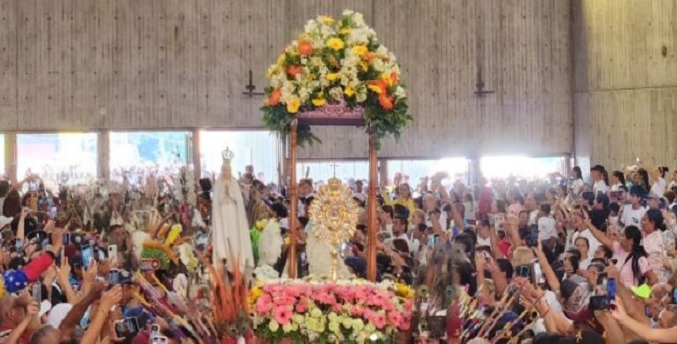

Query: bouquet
262,10,411,148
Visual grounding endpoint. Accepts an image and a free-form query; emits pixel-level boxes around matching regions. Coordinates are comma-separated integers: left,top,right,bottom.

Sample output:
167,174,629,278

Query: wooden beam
3,133,16,182
192,129,202,178
97,131,110,180
367,126,378,281
287,120,298,278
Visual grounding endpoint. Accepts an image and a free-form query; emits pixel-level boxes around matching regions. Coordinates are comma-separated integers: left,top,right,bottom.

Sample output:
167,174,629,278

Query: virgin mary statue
212,148,254,271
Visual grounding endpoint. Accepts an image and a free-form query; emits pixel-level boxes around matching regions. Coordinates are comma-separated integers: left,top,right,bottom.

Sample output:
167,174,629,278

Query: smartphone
427,235,435,247
607,278,616,302
589,295,610,311
81,244,93,269
516,265,531,278
151,336,169,344
15,238,23,250
97,247,106,261
672,287,677,304
532,261,545,285
32,283,41,303
527,225,539,247
109,269,120,286
62,232,70,246
114,317,140,338
150,324,161,337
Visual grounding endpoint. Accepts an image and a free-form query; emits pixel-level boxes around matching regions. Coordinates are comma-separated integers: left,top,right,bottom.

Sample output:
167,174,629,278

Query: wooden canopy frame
286,108,379,281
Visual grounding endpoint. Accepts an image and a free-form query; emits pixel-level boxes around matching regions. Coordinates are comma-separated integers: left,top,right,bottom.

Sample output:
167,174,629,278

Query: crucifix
330,163,339,178
242,69,265,97
474,66,495,97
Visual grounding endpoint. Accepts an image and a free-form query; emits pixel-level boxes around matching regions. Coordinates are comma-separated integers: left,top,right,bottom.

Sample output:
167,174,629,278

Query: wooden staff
366,125,378,281
490,307,532,344
478,293,516,338
287,119,298,278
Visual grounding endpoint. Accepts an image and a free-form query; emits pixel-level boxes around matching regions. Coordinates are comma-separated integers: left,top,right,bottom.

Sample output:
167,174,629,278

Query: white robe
212,177,254,271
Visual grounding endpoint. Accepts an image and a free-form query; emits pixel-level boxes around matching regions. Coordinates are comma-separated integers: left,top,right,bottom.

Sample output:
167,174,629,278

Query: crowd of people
2,162,677,343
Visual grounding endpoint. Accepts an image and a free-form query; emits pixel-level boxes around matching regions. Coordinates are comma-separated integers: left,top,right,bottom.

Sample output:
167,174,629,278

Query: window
296,160,369,184
110,131,192,182
480,156,566,180
16,133,98,185
200,130,279,184
0,134,4,178
387,158,470,188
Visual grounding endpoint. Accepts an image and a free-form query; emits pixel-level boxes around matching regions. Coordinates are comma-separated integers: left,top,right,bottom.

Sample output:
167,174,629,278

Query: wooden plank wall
574,0,677,171
0,0,573,159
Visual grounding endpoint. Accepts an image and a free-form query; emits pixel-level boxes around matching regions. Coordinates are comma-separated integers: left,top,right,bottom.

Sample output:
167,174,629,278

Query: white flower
395,86,406,99
375,45,388,57
328,87,343,101
372,59,385,72
342,9,355,17
353,13,365,26
304,20,319,33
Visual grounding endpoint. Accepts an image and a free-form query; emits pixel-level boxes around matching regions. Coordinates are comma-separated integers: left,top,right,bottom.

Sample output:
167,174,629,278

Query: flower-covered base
249,279,414,344
297,101,365,126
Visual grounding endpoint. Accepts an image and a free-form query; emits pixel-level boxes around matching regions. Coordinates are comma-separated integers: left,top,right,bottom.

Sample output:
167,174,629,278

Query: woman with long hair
636,168,651,194
610,170,627,191
585,220,657,286
650,166,669,197
618,226,657,286
642,208,669,282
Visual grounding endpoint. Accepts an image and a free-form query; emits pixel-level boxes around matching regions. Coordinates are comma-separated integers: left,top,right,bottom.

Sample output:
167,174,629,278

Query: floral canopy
262,10,412,148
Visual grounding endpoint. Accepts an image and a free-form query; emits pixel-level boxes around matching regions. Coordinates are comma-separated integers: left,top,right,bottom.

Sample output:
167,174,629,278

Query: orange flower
298,40,314,56
268,89,281,106
390,72,399,86
286,65,303,78
367,80,387,94
379,93,394,110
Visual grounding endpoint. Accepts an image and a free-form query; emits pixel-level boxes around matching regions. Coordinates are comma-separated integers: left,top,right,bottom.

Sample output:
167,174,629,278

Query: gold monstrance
307,178,361,281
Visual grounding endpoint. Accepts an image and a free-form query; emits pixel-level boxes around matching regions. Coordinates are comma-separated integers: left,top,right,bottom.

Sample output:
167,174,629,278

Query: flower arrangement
262,10,412,148
250,279,414,343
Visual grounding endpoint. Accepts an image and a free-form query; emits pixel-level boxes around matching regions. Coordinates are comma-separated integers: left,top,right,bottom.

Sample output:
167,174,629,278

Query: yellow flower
367,84,383,94
312,96,326,107
339,27,351,35
352,45,368,57
344,86,355,97
255,219,268,230
276,54,285,67
326,73,340,82
286,97,301,113
248,286,262,305
359,61,369,72
326,38,345,51
310,308,322,318
318,15,335,25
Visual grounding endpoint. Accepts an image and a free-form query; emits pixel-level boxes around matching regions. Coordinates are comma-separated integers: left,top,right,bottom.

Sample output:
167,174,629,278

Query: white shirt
385,233,411,252
651,178,667,197
593,180,609,195
528,210,538,227
571,178,585,196
477,236,491,247
579,257,592,270
537,216,558,240
610,183,624,192
621,204,647,227
571,229,602,257
426,211,448,231
353,191,366,204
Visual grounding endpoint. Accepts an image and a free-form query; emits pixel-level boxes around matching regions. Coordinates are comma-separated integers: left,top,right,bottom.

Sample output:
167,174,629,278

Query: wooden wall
574,0,677,171
0,0,573,159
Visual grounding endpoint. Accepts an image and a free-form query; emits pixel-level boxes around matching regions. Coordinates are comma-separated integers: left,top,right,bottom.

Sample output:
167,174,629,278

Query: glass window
0,134,5,178
387,158,470,188
200,130,279,184
16,133,98,185
480,156,566,180
110,131,192,183
296,160,369,184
